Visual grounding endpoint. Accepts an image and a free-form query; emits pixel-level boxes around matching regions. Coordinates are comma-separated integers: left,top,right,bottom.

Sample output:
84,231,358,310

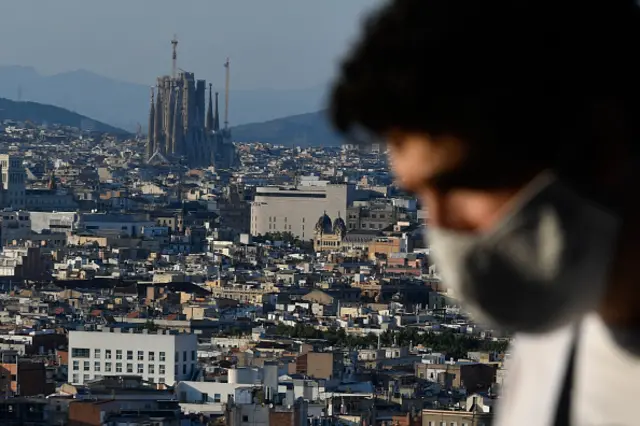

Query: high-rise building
147,72,236,169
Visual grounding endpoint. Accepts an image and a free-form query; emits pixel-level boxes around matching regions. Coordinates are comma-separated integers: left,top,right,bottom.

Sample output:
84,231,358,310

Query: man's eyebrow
422,169,464,191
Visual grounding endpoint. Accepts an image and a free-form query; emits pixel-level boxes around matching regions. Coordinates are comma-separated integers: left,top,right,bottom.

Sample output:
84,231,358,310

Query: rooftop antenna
224,57,230,130
171,35,179,79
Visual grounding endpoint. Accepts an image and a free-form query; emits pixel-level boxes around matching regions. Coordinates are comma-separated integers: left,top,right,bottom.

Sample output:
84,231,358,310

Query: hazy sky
0,0,383,90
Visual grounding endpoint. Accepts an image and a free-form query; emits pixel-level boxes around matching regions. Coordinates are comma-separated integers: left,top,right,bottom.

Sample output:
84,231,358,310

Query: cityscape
0,8,505,426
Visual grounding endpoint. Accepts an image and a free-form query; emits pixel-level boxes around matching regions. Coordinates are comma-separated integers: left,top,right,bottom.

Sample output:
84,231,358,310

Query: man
330,0,640,424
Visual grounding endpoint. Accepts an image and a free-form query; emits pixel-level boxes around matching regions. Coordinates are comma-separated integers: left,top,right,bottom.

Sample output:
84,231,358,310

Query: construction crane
224,57,230,131
171,35,179,79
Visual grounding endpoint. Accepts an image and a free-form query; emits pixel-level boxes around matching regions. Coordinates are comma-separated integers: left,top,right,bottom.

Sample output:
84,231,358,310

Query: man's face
386,132,523,232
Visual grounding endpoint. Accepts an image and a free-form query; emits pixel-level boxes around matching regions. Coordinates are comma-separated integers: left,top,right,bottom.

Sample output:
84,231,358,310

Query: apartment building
68,328,198,385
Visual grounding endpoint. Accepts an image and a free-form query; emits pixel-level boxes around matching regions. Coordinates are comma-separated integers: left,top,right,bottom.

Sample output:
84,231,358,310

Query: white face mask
427,172,620,333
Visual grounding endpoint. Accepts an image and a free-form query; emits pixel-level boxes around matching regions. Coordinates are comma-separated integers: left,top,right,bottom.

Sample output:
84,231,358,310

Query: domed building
315,212,333,235
314,212,348,251
333,215,347,238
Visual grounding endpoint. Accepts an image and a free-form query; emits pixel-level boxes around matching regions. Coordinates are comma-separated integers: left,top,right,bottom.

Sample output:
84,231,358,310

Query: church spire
147,87,156,160
154,87,164,155
206,83,214,132
213,91,220,132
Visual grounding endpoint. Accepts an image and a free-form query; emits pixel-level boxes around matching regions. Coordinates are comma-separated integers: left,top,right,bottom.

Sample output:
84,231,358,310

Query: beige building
206,281,278,304
250,184,355,240
0,210,31,245
422,409,492,426
415,362,497,392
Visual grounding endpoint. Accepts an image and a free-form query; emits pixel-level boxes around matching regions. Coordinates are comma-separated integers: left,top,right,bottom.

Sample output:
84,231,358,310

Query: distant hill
231,110,343,147
0,97,128,134
0,65,327,133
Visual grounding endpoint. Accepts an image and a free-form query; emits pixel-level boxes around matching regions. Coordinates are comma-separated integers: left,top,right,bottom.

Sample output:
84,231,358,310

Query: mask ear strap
553,324,580,426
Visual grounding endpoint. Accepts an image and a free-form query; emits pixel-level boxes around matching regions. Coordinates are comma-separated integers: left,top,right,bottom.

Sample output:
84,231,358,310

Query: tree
142,320,158,332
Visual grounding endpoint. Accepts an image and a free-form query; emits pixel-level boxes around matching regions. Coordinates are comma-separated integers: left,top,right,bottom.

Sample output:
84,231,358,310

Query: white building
29,211,78,234
68,328,198,386
77,213,155,237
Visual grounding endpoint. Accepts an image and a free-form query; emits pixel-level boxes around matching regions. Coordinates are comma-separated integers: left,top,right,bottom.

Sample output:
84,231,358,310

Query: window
149,351,155,361
83,361,90,371
116,363,122,373
105,362,112,372
71,348,90,358
94,362,101,372
72,360,79,371
149,364,155,374
127,350,133,360
105,350,111,359
242,416,249,422
137,351,144,361
183,351,187,362
94,349,101,358
83,374,90,381
138,364,144,374
116,350,122,360
159,365,165,375
183,364,187,375
158,377,165,383
72,374,79,383
159,352,165,362
202,392,209,403
127,364,133,373
192,350,196,361
214,393,221,403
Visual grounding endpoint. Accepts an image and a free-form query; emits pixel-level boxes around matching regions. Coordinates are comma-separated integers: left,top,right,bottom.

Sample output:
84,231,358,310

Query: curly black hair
330,0,640,180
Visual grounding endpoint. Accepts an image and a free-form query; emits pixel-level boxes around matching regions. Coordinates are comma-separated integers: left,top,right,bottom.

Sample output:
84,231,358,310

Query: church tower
147,87,155,160
206,83,214,133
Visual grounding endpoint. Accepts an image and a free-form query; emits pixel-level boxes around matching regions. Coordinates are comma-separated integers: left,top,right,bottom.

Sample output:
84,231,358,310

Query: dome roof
333,216,347,236
315,213,333,234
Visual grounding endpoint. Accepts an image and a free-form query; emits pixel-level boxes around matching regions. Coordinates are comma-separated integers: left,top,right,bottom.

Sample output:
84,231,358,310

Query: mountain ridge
0,97,127,134
0,65,326,133
231,110,343,147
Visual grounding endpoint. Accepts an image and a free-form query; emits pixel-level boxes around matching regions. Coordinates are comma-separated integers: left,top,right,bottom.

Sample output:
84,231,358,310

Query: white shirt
496,313,640,425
